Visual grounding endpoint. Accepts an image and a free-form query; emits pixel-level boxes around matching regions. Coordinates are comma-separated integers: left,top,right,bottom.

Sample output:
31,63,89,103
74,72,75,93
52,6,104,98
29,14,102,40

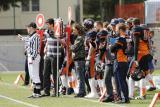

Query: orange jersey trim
116,49,127,62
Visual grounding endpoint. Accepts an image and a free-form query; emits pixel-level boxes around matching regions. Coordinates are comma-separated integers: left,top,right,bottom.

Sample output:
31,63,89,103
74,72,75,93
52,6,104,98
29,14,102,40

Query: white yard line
0,94,39,107
66,95,127,107
0,82,127,107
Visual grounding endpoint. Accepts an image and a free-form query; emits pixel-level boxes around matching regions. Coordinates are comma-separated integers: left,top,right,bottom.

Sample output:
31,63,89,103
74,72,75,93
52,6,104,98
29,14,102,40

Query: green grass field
0,71,160,107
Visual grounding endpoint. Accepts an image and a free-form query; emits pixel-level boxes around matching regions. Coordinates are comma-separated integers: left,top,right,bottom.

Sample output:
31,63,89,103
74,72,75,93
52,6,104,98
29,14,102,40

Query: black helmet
83,18,94,30
128,60,144,81
86,30,97,40
97,30,108,38
95,63,105,73
131,67,144,81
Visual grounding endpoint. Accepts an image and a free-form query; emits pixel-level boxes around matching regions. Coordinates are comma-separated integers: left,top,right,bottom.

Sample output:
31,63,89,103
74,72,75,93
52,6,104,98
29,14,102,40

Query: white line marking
81,98,127,107
0,94,40,107
0,82,127,107
65,95,127,107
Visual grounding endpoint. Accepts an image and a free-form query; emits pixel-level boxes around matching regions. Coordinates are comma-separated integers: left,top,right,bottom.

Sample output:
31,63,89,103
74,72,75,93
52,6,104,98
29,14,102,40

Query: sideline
66,95,127,107
81,98,127,107
0,94,40,107
0,81,127,107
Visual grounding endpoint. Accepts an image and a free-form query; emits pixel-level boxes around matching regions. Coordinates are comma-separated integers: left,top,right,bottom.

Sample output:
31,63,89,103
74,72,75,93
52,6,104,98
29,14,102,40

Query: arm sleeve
70,37,84,52
132,27,141,60
110,38,124,53
110,43,122,53
21,36,29,41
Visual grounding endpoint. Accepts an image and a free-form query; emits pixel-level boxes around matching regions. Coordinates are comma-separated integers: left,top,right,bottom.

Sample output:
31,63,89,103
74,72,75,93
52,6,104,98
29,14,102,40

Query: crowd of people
18,17,157,104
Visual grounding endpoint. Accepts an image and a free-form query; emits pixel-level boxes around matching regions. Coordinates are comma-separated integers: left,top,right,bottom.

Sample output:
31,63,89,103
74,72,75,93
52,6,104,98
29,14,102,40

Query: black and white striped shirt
27,32,40,59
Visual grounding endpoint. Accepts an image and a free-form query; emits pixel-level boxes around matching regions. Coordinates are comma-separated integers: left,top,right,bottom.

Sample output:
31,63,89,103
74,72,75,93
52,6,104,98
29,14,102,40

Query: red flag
36,30,44,56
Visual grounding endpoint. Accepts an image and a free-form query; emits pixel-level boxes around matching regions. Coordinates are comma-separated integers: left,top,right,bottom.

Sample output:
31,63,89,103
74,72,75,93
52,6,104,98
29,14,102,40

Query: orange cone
14,73,24,85
149,93,160,107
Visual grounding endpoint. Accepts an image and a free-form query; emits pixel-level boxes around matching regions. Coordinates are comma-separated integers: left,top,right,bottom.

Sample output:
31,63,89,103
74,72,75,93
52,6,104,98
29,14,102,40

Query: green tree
83,0,100,19
83,0,117,21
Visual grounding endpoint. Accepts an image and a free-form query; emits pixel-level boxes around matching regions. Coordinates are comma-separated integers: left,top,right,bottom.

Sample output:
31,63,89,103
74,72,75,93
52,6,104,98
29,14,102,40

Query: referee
26,22,41,98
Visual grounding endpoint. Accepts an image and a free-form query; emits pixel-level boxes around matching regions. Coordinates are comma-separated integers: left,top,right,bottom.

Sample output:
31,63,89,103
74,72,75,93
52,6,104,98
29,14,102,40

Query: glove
96,62,105,73
95,63,101,73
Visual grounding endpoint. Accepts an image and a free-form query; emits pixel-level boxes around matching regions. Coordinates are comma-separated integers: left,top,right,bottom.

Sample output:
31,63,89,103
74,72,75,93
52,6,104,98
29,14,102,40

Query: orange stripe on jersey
90,51,96,78
138,40,149,56
137,54,142,62
116,49,127,62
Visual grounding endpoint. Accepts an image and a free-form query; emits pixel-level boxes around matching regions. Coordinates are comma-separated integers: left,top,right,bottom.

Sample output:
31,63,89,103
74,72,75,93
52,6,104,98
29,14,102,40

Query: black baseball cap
46,18,54,24
27,22,37,29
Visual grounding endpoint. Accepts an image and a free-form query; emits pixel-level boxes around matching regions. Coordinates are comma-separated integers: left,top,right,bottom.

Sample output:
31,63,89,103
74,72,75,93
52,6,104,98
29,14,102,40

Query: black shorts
139,54,151,71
